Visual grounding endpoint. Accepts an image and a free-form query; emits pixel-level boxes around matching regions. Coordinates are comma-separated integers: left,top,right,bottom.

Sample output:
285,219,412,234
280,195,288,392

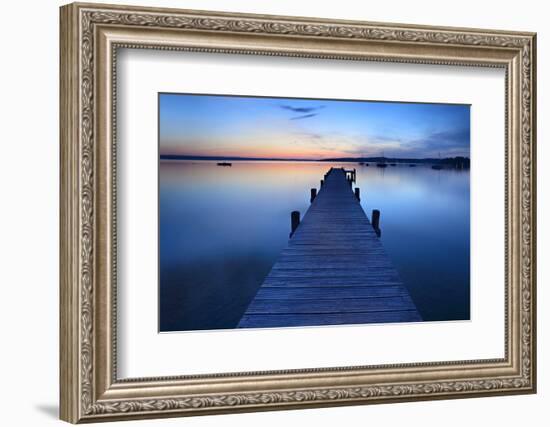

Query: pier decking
237,168,421,328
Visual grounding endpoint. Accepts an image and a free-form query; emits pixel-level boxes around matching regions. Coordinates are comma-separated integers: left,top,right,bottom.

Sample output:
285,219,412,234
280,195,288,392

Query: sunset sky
159,93,470,159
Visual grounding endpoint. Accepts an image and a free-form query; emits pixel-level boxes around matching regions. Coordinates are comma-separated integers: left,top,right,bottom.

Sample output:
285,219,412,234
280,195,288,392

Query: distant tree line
322,156,470,169
437,156,470,169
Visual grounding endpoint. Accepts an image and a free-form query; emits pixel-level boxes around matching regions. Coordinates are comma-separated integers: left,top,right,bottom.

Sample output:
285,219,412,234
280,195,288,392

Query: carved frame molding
60,2,536,423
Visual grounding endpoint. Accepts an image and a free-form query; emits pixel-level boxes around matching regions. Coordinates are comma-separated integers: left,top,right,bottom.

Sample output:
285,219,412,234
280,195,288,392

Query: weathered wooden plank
280,251,387,257
266,270,401,279
239,311,422,328
244,296,418,314
254,286,409,299
262,278,405,287
237,167,421,328
271,262,395,269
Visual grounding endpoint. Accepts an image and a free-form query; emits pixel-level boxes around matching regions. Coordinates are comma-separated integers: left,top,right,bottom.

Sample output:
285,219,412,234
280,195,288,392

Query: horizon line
160,154,471,162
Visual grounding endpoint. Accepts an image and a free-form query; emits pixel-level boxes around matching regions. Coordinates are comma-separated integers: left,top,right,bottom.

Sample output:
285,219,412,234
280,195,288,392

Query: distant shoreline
160,154,470,165
160,154,312,162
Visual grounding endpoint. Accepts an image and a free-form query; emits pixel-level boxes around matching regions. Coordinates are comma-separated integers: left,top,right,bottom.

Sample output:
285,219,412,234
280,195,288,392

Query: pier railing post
355,188,360,201
310,188,317,203
372,209,381,237
290,211,300,237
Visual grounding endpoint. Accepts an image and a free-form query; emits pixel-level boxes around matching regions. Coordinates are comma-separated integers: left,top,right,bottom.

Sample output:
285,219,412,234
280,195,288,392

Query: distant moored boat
377,152,388,168
217,162,232,167
431,152,442,170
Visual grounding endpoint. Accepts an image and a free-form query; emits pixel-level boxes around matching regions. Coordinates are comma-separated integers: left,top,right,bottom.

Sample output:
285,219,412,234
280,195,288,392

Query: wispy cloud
280,105,325,114
347,128,471,158
292,131,323,140
409,128,470,157
290,113,319,121
280,104,325,121
420,128,470,147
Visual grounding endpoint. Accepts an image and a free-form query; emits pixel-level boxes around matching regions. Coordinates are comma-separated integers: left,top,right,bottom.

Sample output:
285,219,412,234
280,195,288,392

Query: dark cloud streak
336,127,470,158
290,113,318,121
280,105,325,113
280,104,325,121
413,128,470,156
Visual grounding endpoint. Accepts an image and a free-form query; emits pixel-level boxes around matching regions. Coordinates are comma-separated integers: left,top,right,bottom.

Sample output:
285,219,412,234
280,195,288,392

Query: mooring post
355,187,360,201
290,211,300,237
353,168,356,182
320,179,324,187
310,188,317,203
372,209,381,237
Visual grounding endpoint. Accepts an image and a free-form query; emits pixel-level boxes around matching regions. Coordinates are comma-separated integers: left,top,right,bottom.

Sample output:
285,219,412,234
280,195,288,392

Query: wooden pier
237,168,421,328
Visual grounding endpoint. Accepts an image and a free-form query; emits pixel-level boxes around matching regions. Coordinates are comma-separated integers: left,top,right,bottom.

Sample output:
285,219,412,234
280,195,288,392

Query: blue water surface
159,161,470,331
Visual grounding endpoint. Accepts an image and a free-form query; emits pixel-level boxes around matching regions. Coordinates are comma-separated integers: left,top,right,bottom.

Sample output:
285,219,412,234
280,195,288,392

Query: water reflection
159,161,470,332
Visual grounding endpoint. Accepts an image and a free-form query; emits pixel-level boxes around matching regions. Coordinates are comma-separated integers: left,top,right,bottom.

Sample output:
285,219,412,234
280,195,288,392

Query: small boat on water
359,162,365,165
377,152,388,168
217,162,232,167
431,152,443,170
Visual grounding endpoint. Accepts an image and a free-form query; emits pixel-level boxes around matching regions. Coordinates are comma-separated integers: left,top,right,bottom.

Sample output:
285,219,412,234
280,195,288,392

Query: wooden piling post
320,179,324,187
372,209,381,236
310,188,317,203
372,209,380,229
290,211,300,237
355,187,360,201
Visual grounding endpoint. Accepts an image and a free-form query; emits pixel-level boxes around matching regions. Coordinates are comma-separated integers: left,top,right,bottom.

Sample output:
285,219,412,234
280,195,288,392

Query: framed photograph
60,2,537,423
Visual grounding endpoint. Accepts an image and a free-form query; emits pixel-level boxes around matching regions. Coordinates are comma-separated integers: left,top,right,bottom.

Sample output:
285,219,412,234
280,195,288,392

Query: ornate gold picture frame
60,2,536,423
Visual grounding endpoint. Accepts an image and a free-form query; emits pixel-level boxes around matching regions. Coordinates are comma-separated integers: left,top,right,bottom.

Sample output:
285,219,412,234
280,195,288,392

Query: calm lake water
159,161,470,332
